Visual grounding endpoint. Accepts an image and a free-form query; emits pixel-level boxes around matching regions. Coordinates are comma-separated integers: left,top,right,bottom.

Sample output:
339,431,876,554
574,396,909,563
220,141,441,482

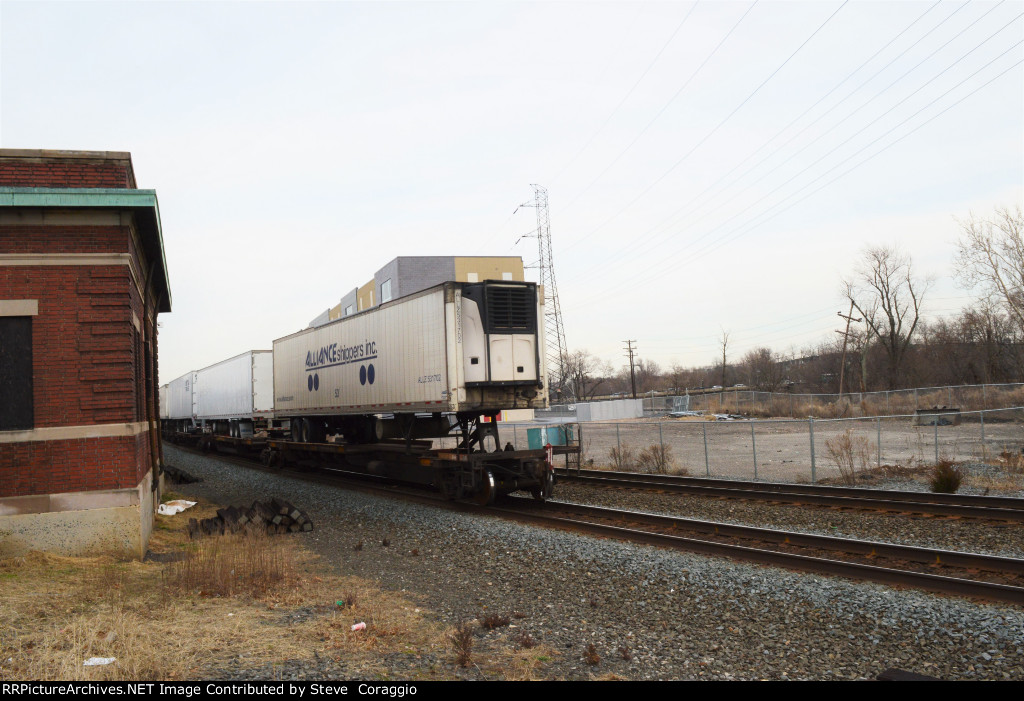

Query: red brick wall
0,229,127,254
0,222,156,496
0,432,150,497
0,263,139,427
0,158,135,189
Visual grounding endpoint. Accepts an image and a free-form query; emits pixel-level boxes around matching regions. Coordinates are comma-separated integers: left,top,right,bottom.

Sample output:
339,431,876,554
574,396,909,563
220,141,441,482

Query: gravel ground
163,444,1024,681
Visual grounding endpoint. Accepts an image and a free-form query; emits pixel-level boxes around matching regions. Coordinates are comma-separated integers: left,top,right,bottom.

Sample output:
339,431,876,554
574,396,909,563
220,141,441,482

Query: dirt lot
504,414,1024,483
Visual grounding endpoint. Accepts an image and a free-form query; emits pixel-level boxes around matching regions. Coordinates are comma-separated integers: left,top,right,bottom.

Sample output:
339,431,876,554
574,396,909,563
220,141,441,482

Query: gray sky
2,0,1021,384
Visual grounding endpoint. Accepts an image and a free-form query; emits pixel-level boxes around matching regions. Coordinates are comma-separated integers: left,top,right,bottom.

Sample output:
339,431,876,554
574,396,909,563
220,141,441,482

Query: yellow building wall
454,257,524,283
356,279,375,311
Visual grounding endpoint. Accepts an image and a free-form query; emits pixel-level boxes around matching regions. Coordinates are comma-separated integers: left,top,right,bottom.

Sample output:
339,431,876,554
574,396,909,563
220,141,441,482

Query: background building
311,255,526,327
0,149,171,558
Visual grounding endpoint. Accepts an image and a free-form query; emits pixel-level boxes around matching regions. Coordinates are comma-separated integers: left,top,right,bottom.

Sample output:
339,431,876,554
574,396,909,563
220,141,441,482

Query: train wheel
530,470,554,502
474,469,496,506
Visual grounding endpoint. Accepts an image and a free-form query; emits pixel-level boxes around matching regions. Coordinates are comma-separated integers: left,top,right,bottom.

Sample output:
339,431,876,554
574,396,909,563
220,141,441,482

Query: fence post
877,416,881,468
702,422,710,477
751,422,757,480
616,424,621,458
809,417,816,484
934,419,939,464
513,424,517,449
980,409,986,458
886,391,890,415
659,422,664,453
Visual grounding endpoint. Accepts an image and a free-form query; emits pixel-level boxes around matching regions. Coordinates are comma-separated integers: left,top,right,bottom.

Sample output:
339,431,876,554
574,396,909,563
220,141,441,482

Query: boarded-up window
0,317,33,430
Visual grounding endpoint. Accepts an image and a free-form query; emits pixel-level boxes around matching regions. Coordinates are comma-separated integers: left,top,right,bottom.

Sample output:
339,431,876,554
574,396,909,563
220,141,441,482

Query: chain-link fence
649,383,1024,419
499,406,1024,484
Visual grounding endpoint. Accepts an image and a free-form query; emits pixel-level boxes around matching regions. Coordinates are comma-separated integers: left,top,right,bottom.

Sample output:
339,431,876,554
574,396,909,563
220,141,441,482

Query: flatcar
160,280,558,502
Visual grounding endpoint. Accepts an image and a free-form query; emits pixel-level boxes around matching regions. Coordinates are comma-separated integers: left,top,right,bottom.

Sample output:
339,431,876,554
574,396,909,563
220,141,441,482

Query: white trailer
194,350,274,437
165,371,197,431
158,384,169,421
273,280,547,445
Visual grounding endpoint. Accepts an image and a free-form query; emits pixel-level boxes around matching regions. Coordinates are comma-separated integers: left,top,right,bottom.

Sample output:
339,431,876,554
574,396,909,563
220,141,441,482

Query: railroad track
167,443,1024,605
555,467,1024,522
491,497,1024,606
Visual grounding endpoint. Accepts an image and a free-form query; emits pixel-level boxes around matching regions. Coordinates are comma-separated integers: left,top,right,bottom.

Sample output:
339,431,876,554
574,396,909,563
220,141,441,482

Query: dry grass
0,495,549,681
964,447,1024,493
491,642,558,681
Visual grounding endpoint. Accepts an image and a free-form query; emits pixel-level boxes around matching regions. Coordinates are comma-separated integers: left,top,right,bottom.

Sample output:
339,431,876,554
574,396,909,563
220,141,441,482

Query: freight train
160,280,559,502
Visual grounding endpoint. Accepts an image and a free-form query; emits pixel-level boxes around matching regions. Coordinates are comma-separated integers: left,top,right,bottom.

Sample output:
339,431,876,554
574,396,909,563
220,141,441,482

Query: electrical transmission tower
523,184,569,400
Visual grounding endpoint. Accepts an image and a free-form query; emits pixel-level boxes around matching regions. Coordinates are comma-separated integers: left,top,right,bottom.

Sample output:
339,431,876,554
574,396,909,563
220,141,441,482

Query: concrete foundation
0,470,155,559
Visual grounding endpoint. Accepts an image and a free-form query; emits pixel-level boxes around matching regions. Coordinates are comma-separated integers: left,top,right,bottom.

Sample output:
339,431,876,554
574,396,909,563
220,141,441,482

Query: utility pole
836,302,862,398
623,340,638,399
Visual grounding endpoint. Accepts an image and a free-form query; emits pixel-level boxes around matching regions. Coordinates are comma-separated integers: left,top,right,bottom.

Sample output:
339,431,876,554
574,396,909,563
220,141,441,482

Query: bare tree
562,349,613,401
619,358,662,394
843,245,931,390
955,205,1024,334
634,358,662,393
740,347,786,391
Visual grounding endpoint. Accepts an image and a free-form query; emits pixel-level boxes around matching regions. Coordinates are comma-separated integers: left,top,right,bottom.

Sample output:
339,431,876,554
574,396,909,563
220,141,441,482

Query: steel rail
555,468,1024,521
491,497,1024,605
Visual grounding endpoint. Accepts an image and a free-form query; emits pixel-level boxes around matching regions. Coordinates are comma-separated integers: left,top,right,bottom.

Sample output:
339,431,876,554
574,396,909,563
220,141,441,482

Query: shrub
608,444,636,470
449,621,474,667
929,460,965,493
637,444,674,474
481,613,511,629
823,429,872,485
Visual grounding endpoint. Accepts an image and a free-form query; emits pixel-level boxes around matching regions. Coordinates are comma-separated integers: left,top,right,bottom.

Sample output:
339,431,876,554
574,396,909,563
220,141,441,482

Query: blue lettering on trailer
305,340,378,372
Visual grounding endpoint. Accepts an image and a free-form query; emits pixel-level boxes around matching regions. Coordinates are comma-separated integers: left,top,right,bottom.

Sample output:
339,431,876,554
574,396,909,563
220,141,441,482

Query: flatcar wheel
474,469,496,506
530,470,554,502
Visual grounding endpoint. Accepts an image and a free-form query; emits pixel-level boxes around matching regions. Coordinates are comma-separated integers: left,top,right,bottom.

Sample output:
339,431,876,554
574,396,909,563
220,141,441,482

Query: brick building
0,149,171,558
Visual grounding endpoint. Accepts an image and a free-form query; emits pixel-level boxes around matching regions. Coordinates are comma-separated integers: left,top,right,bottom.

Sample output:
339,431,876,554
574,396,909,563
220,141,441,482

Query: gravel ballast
163,444,1024,681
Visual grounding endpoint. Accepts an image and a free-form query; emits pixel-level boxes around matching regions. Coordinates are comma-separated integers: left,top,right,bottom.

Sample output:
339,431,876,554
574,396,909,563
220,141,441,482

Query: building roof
0,187,172,312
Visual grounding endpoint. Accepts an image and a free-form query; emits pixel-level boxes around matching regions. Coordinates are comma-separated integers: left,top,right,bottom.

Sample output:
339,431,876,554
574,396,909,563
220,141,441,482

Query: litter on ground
158,500,197,516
